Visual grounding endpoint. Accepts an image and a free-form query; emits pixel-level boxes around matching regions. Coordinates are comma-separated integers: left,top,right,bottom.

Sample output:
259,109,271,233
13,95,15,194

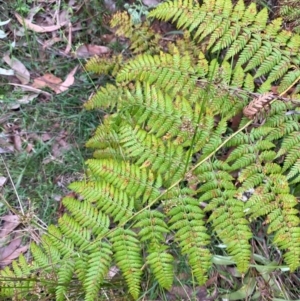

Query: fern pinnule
56,259,75,301
62,197,110,236
85,54,123,77
83,242,112,301
69,181,135,223
134,210,174,289
109,228,143,299
167,196,211,284
242,92,274,119
196,162,252,273
110,11,161,54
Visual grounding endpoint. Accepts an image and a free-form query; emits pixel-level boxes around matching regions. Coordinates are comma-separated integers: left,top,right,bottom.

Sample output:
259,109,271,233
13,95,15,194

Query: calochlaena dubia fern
1,0,300,300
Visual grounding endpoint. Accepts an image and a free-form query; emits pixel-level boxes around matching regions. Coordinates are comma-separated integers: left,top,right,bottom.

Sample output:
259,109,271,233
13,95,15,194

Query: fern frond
134,210,174,289
109,228,143,299
196,161,252,272
86,159,162,203
85,54,123,77
56,259,75,301
69,181,135,223
110,11,161,54
168,196,211,283
83,241,112,301
62,196,110,236
117,48,199,97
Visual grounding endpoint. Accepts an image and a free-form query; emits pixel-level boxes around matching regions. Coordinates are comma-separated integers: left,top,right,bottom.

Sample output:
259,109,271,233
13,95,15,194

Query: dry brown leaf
41,133,51,142
55,65,78,94
12,133,22,152
0,215,20,238
3,54,30,84
0,237,21,259
32,73,62,92
0,236,28,266
75,44,110,58
8,83,52,99
64,22,72,54
42,36,62,49
1,245,28,266
0,137,14,154
15,13,67,33
59,9,71,24
51,131,71,158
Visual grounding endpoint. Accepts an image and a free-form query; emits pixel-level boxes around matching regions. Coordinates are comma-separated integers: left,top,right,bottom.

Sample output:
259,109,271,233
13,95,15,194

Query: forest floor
0,0,129,276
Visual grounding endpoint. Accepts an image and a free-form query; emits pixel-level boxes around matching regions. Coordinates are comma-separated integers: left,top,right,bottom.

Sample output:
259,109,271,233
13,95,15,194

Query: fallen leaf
3,54,30,84
0,176,7,187
75,44,110,58
104,0,117,12
64,22,72,54
0,215,20,238
0,19,10,26
1,245,28,266
41,133,51,142
0,235,28,266
51,131,71,158
16,93,39,105
0,137,14,154
0,237,21,259
8,83,52,99
12,132,22,151
15,13,67,33
0,68,14,76
55,65,78,94
32,73,62,91
0,29,7,39
26,143,34,153
142,0,160,6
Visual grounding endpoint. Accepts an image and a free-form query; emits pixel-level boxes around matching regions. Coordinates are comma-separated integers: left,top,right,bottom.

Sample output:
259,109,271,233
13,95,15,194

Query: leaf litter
0,0,114,275
0,215,28,267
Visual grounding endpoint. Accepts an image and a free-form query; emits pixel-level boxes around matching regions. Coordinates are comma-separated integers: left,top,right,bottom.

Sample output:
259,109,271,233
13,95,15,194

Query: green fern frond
196,162,252,272
56,259,75,301
168,196,211,283
135,210,174,289
69,181,135,223
87,159,162,203
62,196,110,236
109,228,143,299
110,11,161,54
84,84,124,110
279,0,300,33
85,54,123,77
83,241,112,301
3,1,300,300
117,48,199,97
150,0,300,91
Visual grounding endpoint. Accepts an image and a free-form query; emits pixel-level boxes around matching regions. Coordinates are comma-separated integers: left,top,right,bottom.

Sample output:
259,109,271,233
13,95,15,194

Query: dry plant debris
0,215,28,267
